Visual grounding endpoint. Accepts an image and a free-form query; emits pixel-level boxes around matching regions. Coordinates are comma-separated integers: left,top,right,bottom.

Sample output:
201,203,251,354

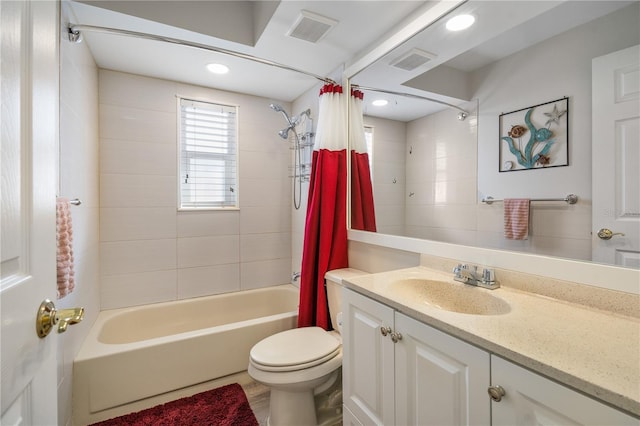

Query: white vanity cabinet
342,287,490,425
490,355,639,425
343,287,639,426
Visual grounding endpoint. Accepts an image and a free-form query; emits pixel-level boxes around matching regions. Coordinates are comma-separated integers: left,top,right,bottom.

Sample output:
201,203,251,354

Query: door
342,288,395,425
1,0,59,423
592,45,640,268
394,312,490,426
490,356,637,425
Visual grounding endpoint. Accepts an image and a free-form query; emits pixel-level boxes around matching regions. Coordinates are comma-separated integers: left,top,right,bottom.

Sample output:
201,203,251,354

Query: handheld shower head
270,103,295,125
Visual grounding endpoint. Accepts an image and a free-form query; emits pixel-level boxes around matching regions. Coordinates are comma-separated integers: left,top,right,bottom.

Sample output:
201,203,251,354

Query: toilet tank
325,268,366,332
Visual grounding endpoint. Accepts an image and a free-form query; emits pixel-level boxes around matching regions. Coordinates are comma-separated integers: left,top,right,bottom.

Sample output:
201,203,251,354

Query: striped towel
56,197,75,298
504,199,530,240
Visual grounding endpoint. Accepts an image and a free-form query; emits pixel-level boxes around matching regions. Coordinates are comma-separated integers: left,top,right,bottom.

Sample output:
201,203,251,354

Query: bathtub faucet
291,272,301,282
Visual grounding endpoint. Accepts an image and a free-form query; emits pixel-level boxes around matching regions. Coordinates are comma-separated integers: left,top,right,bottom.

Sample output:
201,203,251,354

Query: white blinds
179,98,238,209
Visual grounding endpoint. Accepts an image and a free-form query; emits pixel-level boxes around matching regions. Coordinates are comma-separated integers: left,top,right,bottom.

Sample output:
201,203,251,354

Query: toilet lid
250,327,341,372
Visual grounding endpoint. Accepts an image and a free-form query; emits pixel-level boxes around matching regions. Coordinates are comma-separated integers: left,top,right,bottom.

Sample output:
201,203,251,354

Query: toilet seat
250,327,341,372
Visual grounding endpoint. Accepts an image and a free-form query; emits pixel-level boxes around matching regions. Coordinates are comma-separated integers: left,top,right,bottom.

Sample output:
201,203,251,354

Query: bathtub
73,284,298,423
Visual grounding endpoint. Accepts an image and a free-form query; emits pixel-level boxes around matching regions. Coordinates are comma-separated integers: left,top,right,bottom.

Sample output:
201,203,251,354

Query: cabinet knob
391,331,403,343
488,385,506,402
380,326,392,337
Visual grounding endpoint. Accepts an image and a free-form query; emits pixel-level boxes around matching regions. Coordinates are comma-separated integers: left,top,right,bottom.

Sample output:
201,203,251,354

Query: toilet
248,268,364,426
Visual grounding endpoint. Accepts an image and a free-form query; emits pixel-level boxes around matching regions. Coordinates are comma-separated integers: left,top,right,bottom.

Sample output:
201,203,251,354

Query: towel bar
482,194,577,205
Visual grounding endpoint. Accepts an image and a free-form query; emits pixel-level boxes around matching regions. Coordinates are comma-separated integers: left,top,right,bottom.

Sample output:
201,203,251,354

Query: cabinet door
491,355,638,425
343,288,395,425
395,313,491,426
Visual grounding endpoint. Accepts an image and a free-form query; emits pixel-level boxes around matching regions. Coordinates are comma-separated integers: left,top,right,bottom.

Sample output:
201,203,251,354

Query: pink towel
504,198,530,240
56,197,75,298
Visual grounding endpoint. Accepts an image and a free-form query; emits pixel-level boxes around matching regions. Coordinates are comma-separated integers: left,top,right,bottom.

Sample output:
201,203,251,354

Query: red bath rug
90,383,258,426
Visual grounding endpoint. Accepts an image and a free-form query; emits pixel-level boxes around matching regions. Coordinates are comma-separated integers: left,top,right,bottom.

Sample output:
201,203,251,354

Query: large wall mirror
348,0,639,271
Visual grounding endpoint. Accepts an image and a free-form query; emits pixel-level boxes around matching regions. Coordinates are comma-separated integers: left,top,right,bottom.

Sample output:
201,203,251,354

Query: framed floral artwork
499,97,569,172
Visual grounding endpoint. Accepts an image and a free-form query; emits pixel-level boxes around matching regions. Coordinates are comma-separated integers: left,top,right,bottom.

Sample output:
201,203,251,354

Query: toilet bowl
247,268,364,426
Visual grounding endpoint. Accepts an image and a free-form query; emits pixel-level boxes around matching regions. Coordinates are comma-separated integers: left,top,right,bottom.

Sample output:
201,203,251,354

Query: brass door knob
597,228,625,240
390,331,403,343
488,385,506,402
36,299,84,338
380,326,392,337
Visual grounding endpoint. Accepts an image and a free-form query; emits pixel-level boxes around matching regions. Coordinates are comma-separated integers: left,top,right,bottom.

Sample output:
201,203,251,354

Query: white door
592,45,640,268
394,312,490,426
1,0,59,424
342,288,395,426
491,356,637,425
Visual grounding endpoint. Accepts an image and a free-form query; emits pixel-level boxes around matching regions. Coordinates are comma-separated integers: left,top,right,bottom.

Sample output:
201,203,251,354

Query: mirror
349,0,639,269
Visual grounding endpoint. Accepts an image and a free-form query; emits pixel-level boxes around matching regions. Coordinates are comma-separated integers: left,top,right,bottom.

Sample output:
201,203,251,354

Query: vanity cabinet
343,287,638,426
342,287,490,425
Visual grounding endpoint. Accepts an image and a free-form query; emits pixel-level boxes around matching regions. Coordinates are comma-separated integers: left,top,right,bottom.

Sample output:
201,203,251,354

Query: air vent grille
287,10,338,43
390,48,436,71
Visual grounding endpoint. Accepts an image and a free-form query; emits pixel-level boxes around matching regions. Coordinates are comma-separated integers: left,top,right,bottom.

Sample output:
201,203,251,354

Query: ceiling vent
390,48,437,71
287,10,338,43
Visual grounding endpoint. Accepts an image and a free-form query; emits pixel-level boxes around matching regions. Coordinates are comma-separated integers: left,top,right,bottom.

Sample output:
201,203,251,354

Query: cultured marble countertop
342,266,640,417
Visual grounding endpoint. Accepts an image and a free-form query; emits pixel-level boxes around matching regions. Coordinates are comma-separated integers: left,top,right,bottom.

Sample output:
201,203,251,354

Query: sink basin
389,278,511,315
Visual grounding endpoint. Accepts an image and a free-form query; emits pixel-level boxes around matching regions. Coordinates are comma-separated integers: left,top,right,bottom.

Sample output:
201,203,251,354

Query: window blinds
179,98,238,208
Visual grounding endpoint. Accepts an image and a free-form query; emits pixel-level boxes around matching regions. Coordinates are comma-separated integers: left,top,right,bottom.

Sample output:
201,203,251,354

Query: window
364,125,374,175
179,98,238,209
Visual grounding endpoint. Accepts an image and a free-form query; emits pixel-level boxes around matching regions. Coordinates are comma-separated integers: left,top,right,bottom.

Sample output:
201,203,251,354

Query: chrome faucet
453,264,499,290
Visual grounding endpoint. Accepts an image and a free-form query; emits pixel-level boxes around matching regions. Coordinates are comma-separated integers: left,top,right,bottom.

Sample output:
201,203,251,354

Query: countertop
342,266,640,417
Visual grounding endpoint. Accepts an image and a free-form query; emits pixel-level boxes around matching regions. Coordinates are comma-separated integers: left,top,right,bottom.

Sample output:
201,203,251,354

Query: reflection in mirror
350,1,639,269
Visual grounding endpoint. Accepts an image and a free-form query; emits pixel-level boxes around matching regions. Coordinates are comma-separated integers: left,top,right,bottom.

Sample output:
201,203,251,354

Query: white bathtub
73,285,298,423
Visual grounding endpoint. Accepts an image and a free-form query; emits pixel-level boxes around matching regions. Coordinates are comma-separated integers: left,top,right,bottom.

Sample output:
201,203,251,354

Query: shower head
269,103,285,113
278,128,291,139
270,103,295,126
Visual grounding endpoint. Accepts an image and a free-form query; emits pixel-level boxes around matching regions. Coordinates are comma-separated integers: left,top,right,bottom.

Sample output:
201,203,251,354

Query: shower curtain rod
67,24,335,85
353,85,469,116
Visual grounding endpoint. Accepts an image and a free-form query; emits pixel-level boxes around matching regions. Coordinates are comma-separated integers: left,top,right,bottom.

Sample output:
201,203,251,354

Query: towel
56,197,75,298
504,198,530,240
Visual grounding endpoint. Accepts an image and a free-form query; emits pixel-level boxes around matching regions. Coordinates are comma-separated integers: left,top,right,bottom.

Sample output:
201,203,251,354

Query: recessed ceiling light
445,14,475,32
206,63,229,74
372,99,388,107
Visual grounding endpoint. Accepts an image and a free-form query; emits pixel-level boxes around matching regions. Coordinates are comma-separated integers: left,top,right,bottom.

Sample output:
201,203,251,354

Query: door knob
488,385,506,402
36,299,84,338
597,228,625,240
380,326,392,337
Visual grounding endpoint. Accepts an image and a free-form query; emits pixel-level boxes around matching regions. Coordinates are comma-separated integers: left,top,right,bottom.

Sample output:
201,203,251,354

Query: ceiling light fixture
206,63,229,74
445,14,475,32
372,99,388,107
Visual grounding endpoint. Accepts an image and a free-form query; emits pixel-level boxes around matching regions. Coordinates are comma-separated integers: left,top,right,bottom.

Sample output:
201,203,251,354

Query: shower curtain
298,83,349,330
350,88,377,232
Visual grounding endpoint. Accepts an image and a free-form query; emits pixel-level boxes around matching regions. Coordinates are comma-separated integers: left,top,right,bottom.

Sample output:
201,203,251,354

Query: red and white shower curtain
298,83,349,330
350,88,376,232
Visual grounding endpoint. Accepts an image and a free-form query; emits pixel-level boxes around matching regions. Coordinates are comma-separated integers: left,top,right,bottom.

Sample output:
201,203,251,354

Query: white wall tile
101,270,177,309
177,235,239,268
100,104,176,144
240,233,291,262
240,258,291,290
99,70,177,112
100,207,177,241
177,210,240,237
101,239,177,275
241,204,292,234
177,264,240,299
101,174,177,207
100,139,177,176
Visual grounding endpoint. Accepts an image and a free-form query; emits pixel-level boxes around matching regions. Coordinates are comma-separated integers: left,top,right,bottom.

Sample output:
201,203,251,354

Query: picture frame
499,97,569,172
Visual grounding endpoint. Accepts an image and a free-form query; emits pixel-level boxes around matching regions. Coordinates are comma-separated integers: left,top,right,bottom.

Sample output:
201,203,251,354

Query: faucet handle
481,268,495,283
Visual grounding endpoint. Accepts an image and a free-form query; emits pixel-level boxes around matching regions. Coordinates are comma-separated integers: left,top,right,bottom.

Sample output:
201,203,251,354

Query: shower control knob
380,326,392,337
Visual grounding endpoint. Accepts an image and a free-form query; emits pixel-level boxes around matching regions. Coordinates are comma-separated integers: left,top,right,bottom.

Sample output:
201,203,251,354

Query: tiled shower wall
99,70,293,310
